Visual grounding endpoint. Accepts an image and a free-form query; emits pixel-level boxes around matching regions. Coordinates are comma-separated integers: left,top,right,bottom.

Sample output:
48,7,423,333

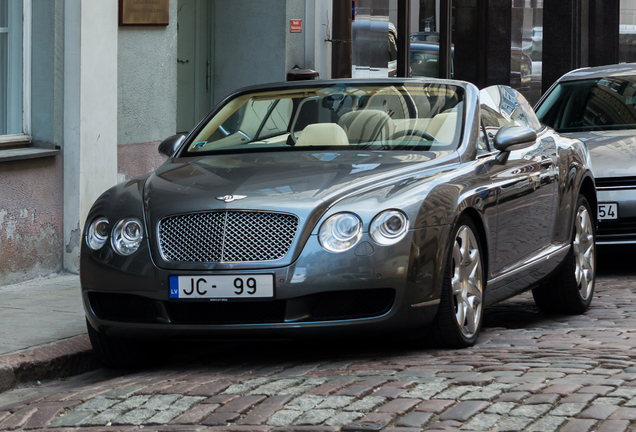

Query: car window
536,76,636,132
185,83,465,155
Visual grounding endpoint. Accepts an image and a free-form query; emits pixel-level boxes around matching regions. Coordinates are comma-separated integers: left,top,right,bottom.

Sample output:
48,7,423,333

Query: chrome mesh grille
158,211,299,263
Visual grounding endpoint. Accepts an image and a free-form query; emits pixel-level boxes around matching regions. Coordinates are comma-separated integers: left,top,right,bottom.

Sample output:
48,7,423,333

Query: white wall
118,1,178,145
304,0,332,79
63,0,118,272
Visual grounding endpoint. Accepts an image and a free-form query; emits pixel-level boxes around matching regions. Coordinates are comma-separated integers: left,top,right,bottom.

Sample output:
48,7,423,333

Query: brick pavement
0,274,635,431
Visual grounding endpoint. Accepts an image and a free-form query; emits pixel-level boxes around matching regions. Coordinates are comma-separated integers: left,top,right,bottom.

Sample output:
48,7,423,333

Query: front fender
553,134,596,245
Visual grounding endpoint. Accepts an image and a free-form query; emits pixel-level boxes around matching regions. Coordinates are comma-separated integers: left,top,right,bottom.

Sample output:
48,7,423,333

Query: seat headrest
338,109,394,143
296,123,350,147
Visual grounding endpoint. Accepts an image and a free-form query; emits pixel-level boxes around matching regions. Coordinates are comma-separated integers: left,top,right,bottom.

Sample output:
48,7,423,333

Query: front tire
532,194,596,314
429,216,485,348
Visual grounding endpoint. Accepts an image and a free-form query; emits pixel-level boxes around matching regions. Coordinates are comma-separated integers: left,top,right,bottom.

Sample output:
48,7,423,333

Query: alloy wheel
451,226,483,338
573,205,595,300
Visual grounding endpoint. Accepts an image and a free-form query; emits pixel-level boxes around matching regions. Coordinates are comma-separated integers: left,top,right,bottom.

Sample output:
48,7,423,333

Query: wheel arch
454,207,490,279
579,175,597,226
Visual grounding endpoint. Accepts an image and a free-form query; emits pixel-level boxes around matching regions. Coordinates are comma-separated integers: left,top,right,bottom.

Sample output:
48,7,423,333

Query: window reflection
511,0,543,105
536,76,636,132
620,0,636,62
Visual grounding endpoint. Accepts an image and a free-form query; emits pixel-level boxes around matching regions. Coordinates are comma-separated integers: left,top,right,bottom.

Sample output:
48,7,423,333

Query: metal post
331,0,352,79
397,0,411,77
476,0,486,88
438,0,452,79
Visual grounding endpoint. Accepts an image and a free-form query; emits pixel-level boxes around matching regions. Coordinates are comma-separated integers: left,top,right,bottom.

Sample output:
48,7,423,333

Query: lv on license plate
169,275,274,299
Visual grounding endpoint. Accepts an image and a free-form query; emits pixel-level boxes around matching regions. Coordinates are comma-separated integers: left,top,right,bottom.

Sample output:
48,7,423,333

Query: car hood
144,150,455,223
565,130,636,178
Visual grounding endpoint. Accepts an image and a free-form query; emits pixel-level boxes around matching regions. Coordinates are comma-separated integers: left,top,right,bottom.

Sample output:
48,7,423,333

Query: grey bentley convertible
81,79,597,367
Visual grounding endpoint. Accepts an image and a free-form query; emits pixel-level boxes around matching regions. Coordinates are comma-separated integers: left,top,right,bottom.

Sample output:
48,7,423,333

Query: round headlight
370,210,409,245
111,217,144,256
86,217,109,250
319,212,363,252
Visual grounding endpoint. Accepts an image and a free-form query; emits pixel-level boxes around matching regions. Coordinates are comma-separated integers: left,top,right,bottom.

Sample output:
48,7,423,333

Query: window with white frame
0,0,30,142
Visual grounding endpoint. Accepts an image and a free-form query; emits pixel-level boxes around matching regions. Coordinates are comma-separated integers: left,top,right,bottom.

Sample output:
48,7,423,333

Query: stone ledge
0,335,96,394
0,147,60,162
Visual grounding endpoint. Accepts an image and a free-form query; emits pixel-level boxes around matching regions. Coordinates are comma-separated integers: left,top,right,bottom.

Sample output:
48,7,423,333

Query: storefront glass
620,0,636,62
512,0,543,105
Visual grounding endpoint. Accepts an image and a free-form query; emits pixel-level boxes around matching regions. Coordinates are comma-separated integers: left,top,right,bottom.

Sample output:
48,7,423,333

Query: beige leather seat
338,109,394,144
295,123,350,147
426,111,458,144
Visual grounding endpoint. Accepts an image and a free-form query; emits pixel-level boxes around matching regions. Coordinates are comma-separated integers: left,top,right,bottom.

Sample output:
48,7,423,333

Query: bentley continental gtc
81,79,597,367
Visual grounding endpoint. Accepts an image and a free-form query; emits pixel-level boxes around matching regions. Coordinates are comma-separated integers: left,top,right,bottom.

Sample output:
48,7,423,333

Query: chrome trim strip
597,239,636,245
487,243,570,286
597,186,636,191
411,299,441,308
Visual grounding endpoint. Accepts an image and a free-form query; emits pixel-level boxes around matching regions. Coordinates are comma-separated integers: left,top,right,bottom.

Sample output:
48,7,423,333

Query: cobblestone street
0,255,635,431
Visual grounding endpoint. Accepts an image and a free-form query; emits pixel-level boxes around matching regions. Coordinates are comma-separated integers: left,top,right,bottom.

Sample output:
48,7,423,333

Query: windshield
185,83,464,156
536,76,636,132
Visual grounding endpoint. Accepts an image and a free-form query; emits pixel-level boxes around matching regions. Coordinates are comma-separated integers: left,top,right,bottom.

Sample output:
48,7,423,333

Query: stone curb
0,334,97,394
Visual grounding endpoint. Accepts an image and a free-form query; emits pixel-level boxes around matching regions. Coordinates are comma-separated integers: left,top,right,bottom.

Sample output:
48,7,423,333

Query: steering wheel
390,129,435,141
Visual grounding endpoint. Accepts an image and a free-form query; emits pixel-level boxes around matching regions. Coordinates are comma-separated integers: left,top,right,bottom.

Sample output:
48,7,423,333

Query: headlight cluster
319,213,363,252
370,210,409,245
86,216,143,256
319,210,409,253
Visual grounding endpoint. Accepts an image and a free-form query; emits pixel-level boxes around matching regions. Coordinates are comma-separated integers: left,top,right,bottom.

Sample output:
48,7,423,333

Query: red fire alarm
290,19,302,33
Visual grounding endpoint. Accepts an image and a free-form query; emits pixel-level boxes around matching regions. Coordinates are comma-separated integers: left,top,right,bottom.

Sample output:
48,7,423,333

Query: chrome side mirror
158,134,186,158
494,126,537,164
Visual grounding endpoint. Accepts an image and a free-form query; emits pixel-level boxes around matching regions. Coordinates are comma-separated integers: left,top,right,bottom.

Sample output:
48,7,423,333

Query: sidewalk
0,273,96,392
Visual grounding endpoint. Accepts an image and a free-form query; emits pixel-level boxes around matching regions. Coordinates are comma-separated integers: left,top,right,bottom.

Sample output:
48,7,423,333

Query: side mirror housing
158,134,186,158
493,125,537,152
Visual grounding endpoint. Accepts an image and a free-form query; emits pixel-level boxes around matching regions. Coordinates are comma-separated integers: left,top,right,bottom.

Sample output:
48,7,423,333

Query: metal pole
438,0,452,79
397,0,411,77
476,0,486,88
331,0,353,78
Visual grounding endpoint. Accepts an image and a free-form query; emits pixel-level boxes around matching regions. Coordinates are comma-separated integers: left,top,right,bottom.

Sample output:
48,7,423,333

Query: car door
479,86,558,277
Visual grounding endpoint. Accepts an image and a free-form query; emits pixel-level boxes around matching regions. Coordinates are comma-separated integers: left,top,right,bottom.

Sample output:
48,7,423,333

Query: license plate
169,275,274,299
598,202,618,221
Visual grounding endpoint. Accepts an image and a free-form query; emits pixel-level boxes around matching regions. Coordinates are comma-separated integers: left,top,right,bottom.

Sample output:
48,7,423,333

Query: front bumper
596,188,636,245
81,227,449,341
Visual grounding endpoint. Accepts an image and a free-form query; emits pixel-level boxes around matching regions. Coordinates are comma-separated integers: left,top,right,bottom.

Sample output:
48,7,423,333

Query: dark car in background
410,42,454,78
536,63,636,246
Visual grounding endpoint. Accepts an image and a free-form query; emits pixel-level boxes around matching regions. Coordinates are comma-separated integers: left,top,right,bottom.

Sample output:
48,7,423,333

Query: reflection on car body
81,79,597,367
536,63,636,246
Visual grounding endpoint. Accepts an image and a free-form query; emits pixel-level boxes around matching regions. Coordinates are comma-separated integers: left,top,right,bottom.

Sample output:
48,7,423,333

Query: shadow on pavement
597,248,636,275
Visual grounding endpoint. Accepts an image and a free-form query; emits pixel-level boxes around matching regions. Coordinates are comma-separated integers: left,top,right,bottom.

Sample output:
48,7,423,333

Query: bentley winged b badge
216,195,247,203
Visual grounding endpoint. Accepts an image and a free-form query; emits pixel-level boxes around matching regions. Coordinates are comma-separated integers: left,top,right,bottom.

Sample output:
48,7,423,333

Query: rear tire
429,216,485,348
532,195,596,314
86,319,157,369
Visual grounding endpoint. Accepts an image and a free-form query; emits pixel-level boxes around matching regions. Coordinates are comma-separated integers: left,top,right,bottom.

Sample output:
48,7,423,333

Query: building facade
0,0,630,286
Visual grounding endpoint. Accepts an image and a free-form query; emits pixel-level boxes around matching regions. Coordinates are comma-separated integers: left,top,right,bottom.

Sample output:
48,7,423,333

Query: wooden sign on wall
119,0,169,26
